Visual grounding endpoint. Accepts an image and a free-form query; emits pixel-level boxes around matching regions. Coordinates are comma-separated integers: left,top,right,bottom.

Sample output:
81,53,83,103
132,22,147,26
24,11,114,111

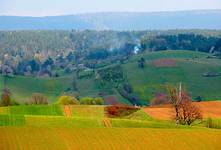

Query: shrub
0,88,19,106
29,93,48,105
57,95,80,105
10,99,20,106
1,88,12,106
206,117,213,128
206,118,221,129
80,97,94,105
80,97,104,105
94,97,104,105
105,105,140,118
195,96,202,102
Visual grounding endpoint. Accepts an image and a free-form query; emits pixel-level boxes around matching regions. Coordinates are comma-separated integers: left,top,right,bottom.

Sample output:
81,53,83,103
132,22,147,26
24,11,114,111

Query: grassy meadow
1,50,221,104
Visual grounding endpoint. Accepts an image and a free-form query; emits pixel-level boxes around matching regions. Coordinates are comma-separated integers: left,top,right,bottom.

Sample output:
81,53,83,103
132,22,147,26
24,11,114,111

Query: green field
124,50,221,102
0,105,183,128
0,105,220,150
1,50,221,104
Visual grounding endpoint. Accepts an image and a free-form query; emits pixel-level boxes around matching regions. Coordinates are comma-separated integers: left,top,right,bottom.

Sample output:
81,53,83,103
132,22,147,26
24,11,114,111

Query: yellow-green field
0,104,221,150
0,127,221,150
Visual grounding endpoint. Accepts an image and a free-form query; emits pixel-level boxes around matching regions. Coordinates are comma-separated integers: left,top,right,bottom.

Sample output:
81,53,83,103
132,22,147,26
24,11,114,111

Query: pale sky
0,0,221,16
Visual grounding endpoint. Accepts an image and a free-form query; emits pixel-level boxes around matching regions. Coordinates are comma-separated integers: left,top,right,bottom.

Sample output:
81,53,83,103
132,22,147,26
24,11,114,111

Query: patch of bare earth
153,59,177,67
64,105,72,117
103,118,112,127
143,101,221,120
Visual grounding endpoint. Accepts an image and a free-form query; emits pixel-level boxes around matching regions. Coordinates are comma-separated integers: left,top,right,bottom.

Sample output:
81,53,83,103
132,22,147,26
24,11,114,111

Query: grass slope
1,50,221,104
123,50,221,103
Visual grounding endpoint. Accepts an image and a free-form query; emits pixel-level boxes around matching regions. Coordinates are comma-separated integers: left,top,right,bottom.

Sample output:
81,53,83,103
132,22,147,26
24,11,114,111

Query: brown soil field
144,101,221,120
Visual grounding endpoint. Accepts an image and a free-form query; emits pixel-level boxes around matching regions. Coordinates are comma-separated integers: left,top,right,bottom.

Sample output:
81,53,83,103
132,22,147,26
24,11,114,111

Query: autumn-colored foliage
167,85,202,125
178,94,202,125
57,95,80,105
105,105,140,117
1,88,11,106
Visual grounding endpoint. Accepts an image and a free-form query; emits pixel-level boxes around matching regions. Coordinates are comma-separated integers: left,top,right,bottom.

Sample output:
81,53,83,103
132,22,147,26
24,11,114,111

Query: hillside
1,10,221,30
1,50,221,104
123,50,221,102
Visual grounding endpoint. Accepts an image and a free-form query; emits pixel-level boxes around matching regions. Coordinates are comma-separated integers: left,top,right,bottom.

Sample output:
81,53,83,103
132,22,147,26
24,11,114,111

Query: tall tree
167,84,202,125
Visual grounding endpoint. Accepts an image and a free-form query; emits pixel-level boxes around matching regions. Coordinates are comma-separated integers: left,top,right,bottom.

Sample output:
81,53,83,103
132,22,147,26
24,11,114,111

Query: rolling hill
1,10,221,30
1,50,221,104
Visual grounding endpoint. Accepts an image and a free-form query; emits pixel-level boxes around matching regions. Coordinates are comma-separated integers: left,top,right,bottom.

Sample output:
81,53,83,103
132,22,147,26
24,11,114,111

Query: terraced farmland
0,103,220,149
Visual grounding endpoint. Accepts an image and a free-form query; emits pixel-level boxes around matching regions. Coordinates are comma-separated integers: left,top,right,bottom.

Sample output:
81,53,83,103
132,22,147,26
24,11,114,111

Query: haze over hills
0,10,221,30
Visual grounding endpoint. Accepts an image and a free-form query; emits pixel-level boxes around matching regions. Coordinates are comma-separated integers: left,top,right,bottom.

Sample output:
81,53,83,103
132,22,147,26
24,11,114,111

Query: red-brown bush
105,105,140,117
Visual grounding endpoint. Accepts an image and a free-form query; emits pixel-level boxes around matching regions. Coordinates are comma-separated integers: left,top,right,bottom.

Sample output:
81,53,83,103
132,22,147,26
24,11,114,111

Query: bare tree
167,85,181,124
29,93,48,105
167,83,202,125
179,93,202,125
1,88,12,106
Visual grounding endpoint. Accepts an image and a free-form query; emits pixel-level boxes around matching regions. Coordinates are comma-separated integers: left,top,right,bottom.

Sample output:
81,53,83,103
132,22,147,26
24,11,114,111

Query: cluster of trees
141,34,221,55
97,65,126,88
0,51,79,77
118,83,141,105
0,86,104,106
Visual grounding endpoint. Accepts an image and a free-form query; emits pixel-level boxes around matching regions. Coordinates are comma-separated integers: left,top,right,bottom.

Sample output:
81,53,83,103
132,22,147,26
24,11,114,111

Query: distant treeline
141,34,221,53
0,30,221,77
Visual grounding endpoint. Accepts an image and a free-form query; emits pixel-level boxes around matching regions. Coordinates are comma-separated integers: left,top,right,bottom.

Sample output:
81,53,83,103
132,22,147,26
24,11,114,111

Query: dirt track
143,101,221,120
64,105,72,117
